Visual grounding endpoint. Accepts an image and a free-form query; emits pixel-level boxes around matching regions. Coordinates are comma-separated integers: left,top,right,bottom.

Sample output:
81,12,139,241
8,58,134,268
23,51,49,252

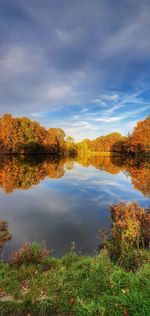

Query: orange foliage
0,114,66,154
130,116,150,152
75,116,149,156
104,202,150,270
128,166,150,197
76,154,123,174
111,156,150,197
110,202,144,244
109,202,150,248
0,155,149,197
0,157,66,193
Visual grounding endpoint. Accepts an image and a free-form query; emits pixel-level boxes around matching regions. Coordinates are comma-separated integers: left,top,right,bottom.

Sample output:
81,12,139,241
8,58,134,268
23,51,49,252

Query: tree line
0,114,66,154
75,115,150,156
0,113,149,155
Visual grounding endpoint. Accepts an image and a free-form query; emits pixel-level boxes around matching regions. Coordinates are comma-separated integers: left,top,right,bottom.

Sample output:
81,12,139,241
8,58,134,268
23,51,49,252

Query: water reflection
112,156,150,198
0,155,149,258
0,220,11,248
0,155,149,197
0,156,65,193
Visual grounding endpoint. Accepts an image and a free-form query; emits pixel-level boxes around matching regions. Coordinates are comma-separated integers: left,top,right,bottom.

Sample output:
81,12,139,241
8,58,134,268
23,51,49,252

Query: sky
0,0,150,140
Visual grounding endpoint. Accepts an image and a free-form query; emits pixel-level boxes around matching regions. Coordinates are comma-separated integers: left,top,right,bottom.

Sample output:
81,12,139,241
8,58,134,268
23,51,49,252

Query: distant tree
66,136,74,143
66,136,77,157
87,132,123,153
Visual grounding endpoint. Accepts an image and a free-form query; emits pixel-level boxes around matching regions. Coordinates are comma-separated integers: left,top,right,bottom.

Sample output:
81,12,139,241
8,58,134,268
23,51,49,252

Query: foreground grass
0,249,150,316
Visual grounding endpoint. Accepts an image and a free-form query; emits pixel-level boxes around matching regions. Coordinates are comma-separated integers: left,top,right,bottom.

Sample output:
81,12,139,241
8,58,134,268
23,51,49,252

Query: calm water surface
0,156,149,258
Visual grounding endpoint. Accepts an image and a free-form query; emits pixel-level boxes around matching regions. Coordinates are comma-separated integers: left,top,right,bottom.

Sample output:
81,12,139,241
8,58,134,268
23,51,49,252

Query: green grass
0,249,150,316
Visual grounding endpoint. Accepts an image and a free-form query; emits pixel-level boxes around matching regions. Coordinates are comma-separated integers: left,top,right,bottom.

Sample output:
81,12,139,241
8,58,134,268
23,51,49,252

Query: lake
0,155,149,258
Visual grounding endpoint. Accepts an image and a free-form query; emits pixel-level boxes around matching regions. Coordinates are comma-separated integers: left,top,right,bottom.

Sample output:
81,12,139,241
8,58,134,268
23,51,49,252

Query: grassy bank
0,201,150,315
0,248,150,316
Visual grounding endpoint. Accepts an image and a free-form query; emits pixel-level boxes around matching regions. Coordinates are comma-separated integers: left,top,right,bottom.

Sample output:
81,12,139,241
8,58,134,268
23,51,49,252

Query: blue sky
0,0,150,140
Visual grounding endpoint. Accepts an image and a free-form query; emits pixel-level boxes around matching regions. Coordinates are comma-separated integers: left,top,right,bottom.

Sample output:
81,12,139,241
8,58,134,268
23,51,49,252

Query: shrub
109,202,150,248
11,242,49,266
101,202,150,270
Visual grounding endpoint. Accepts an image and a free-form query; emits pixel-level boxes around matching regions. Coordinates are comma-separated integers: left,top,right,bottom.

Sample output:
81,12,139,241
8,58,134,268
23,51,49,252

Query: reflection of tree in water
0,220,11,248
0,156,66,193
129,167,150,198
112,156,150,197
75,154,123,174
65,161,74,171
76,153,150,197
0,154,149,197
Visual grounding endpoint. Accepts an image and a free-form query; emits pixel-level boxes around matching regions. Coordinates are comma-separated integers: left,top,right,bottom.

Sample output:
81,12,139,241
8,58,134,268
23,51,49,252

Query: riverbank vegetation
0,114,66,155
0,114,150,157
0,202,150,315
0,249,149,316
0,114,149,314
74,115,150,157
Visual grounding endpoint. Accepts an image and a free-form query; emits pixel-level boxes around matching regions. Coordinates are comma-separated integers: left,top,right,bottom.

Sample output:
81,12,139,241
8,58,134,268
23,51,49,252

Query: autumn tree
130,116,150,153
66,136,77,157
47,128,66,153
0,114,66,154
78,133,124,153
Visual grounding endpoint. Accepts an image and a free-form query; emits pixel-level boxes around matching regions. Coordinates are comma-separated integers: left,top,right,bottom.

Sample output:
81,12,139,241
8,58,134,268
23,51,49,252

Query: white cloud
94,117,121,123
103,90,145,116
92,94,119,105
102,94,119,101
31,112,45,118
92,98,106,106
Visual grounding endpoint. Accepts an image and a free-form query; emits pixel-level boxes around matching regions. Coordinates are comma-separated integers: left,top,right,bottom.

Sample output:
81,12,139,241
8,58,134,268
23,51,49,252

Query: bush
101,202,150,270
11,242,49,266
